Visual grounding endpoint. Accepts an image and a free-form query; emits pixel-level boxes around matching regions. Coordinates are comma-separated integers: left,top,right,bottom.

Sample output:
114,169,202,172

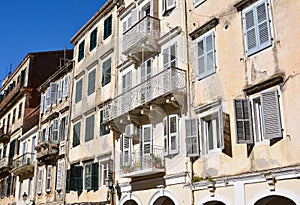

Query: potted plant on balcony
153,156,162,168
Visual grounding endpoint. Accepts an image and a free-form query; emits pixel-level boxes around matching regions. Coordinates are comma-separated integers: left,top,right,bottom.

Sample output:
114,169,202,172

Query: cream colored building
65,1,121,204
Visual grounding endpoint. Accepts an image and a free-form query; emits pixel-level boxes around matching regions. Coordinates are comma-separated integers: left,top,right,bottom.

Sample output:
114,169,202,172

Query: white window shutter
169,114,179,154
197,39,205,78
63,76,69,98
40,95,44,114
234,99,253,144
131,8,139,25
256,1,271,49
52,119,59,143
185,118,199,157
163,47,169,69
46,165,52,192
57,79,63,102
163,117,169,156
56,160,64,190
170,43,177,67
46,87,51,108
45,125,49,141
261,90,282,139
122,135,132,166
205,32,215,73
64,115,69,140
122,20,127,33
244,8,257,55
142,124,152,155
50,82,57,105
37,168,43,194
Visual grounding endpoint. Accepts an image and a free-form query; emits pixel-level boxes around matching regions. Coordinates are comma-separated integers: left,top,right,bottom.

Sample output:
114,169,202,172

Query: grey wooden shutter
64,115,69,141
244,8,257,54
261,90,282,139
85,164,92,190
142,124,152,155
185,118,199,157
57,79,63,101
75,79,82,103
63,76,69,98
234,99,253,144
85,115,94,142
256,1,271,49
122,20,127,33
169,114,179,154
88,69,96,95
50,82,57,104
163,117,169,156
102,58,111,87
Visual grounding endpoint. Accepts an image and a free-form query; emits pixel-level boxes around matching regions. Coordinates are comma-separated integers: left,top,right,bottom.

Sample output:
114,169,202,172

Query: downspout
63,60,75,205
183,0,195,205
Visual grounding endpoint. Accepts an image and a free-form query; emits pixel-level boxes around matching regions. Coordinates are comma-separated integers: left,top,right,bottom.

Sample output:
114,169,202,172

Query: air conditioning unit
125,124,138,139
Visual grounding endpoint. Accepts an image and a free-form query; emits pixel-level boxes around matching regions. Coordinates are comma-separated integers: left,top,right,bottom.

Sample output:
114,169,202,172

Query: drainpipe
183,0,195,205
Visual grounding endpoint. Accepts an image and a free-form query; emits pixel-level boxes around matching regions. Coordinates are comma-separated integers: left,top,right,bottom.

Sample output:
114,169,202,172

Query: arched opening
153,196,175,205
254,195,296,205
123,200,138,205
204,201,226,205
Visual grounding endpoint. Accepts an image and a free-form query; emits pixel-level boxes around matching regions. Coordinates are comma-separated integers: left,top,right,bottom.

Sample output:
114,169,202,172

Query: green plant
191,175,214,183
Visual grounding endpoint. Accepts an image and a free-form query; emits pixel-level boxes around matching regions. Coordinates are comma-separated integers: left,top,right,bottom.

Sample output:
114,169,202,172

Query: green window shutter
91,163,99,191
185,118,199,157
100,111,110,136
85,115,95,142
78,40,85,62
261,90,282,139
90,28,98,51
85,164,92,190
75,79,83,103
104,15,112,40
234,99,253,144
88,69,96,95
73,122,81,147
66,169,70,193
102,58,111,87
74,166,83,192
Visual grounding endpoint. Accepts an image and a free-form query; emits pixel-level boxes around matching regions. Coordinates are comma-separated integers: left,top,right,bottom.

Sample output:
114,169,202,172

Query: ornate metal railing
103,67,186,122
122,16,160,54
120,147,164,176
0,157,10,169
12,152,35,170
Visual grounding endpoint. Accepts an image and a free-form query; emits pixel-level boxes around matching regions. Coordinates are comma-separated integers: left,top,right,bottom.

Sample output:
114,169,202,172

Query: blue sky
0,0,106,85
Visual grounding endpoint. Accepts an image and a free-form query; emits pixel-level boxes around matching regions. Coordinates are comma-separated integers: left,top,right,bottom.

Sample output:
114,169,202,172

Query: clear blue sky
0,0,106,85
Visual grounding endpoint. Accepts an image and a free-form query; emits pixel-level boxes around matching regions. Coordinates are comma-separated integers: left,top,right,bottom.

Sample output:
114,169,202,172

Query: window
197,30,216,79
100,111,110,136
85,115,94,142
88,69,96,95
78,40,85,62
60,115,68,142
243,0,271,56
85,162,99,191
104,15,112,40
185,118,199,157
122,71,132,93
122,16,132,33
102,58,111,87
73,122,81,147
100,162,109,186
162,0,176,15
63,75,69,98
12,109,16,124
75,79,83,103
46,165,52,192
140,59,153,102
163,114,179,156
18,103,22,119
234,90,282,144
66,165,83,192
57,79,63,102
50,82,58,105
46,87,51,108
163,43,177,69
141,124,153,155
120,134,132,167
52,118,60,143
90,28,98,51
37,168,43,194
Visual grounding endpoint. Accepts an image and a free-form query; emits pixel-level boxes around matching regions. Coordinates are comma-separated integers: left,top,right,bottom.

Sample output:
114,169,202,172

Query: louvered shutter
222,112,232,157
91,162,99,191
163,117,169,156
46,165,52,192
63,76,69,98
40,95,44,114
131,8,139,25
73,122,81,147
122,135,132,166
85,164,92,190
75,166,83,192
122,20,127,33
234,99,253,144
57,79,63,101
56,160,64,190
205,32,215,74
64,115,69,141
102,58,111,87
37,168,43,194
185,118,199,157
142,124,152,156
197,39,205,78
88,69,96,95
169,114,179,154
75,79,82,103
170,43,177,68
66,169,70,193
244,8,257,54
45,125,49,142
256,1,271,50
50,82,57,104
163,48,169,69
261,90,282,139
46,87,51,108
52,119,59,143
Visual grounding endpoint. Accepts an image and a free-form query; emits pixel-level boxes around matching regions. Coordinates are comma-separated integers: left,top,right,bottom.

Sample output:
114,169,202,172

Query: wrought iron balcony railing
103,67,186,122
36,141,59,160
12,152,35,170
122,16,160,55
120,147,165,178
0,157,10,170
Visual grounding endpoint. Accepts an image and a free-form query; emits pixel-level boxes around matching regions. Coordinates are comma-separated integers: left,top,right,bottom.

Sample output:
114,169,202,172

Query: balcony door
140,59,153,104
141,124,153,169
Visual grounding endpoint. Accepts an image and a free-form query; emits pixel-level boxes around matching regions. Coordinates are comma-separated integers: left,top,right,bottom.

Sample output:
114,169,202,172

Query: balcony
11,153,35,180
120,147,165,178
0,157,11,178
103,67,186,128
0,82,22,113
35,141,59,163
122,16,160,62
0,126,11,144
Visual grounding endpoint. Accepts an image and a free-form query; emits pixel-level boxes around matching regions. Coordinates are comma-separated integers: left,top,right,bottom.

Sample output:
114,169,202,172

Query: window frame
75,78,83,103
104,15,112,40
78,40,85,62
102,58,111,87
85,115,95,142
90,27,98,51
88,68,96,95
163,114,179,156
72,121,81,147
